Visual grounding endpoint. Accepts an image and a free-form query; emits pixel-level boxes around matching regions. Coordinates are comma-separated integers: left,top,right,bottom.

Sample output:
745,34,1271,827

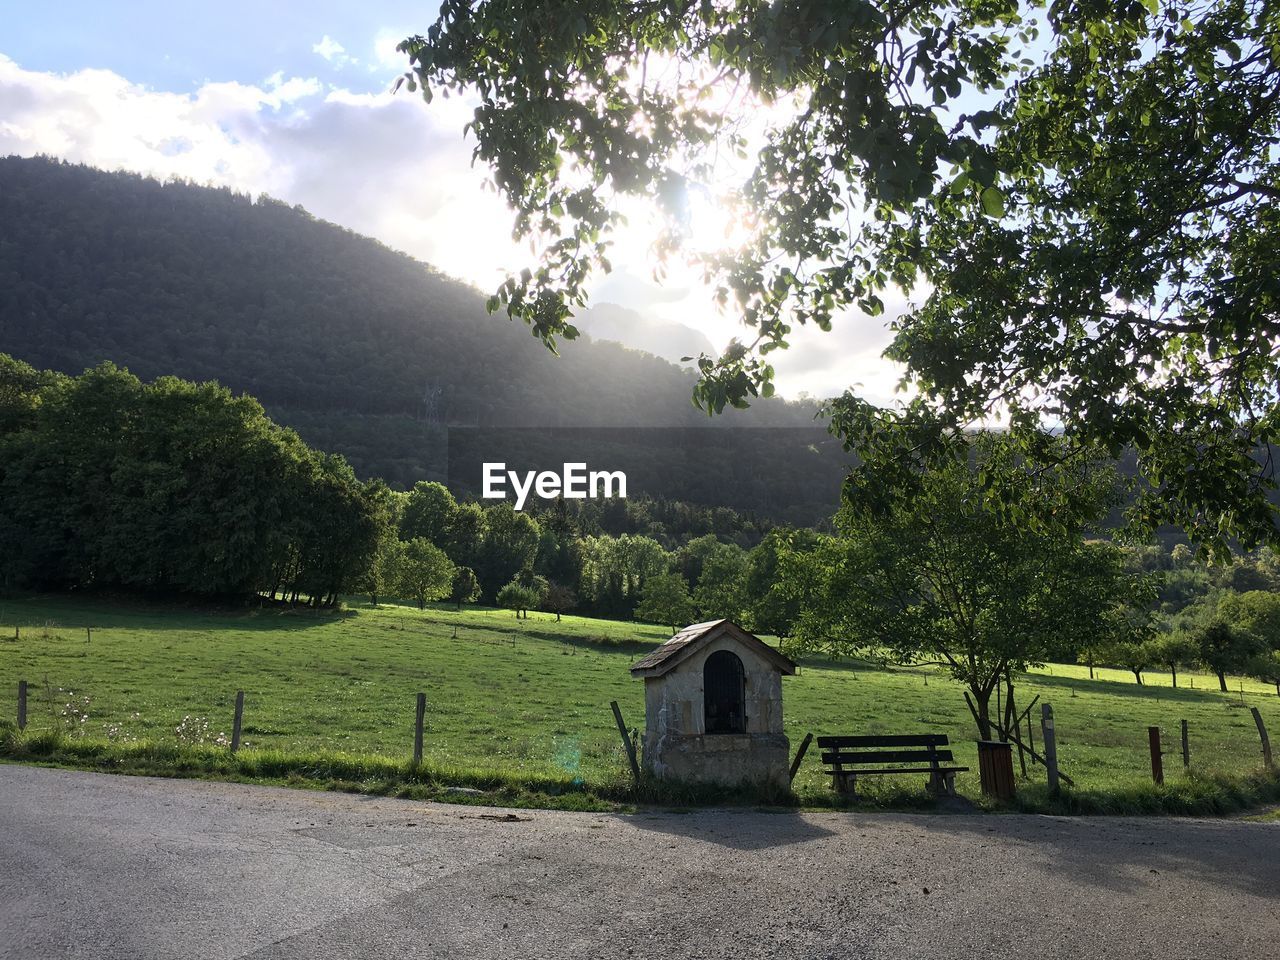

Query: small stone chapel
629,619,796,788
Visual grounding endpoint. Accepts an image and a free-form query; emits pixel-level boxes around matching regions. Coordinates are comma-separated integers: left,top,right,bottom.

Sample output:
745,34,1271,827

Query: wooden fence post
86,626,92,644
230,690,244,753
1041,703,1059,796
1250,707,1273,771
1181,719,1190,769
17,680,27,731
413,692,426,767
789,733,814,783
610,700,641,785
1148,726,1164,785
1008,683,1027,778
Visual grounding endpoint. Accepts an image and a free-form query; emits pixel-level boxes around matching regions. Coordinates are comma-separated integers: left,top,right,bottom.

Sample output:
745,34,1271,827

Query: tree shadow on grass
2,593,361,634
511,626,655,656
1023,670,1236,706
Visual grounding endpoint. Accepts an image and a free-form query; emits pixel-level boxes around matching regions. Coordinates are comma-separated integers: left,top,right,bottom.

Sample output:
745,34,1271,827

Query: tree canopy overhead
398,0,1280,549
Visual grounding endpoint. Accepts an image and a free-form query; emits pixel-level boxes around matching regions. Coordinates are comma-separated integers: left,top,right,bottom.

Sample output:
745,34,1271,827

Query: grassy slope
1,594,1278,809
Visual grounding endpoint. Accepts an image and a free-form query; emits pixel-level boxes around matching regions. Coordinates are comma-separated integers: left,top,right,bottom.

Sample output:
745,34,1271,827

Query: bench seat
817,733,969,797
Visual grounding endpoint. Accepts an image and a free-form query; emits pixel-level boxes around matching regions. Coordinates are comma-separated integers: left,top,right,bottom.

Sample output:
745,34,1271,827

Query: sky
0,1,904,403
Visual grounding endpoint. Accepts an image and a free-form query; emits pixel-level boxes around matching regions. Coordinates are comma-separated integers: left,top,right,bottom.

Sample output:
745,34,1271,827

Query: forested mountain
0,156,851,522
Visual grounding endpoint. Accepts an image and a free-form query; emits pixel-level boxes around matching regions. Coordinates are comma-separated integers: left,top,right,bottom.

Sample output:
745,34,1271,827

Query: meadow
2,593,1278,811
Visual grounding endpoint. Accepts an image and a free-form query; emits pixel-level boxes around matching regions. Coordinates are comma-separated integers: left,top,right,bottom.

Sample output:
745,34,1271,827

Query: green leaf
979,186,1005,218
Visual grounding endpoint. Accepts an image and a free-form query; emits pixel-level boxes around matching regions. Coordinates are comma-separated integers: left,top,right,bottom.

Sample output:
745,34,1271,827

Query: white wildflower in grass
174,715,228,747
55,692,93,736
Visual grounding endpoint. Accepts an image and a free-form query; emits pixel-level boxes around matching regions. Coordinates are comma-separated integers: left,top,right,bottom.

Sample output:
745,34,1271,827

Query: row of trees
0,354,803,616
357,478,796,624
1102,590,1280,694
0,355,388,604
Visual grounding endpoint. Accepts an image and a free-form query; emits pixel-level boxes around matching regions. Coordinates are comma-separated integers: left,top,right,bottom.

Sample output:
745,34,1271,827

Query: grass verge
5,723,1278,818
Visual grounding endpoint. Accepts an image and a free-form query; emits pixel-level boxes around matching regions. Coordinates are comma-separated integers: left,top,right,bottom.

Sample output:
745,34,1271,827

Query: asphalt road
1,765,1277,960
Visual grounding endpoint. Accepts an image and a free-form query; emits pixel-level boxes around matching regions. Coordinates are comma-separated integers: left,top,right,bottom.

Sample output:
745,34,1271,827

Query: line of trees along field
0,355,388,604
3,352,1278,704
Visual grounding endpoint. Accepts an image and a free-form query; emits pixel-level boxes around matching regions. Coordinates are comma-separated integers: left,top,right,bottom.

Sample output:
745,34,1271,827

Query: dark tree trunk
1132,670,1143,685
972,688,994,740
1217,670,1228,692
1170,665,1178,688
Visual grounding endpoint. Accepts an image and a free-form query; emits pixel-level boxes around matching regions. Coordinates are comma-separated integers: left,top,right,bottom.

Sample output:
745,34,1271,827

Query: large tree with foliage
397,538,457,610
1249,650,1280,695
1155,632,1200,689
780,435,1151,737
497,579,542,619
1216,590,1280,650
578,533,670,617
449,565,482,609
744,527,821,638
1176,601,1271,690
634,572,698,633
691,542,749,621
357,535,405,607
1105,639,1159,686
398,1,1280,550
475,504,542,601
542,580,578,621
399,481,458,545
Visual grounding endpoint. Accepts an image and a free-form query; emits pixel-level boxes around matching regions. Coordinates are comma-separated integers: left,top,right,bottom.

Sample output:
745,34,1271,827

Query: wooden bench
817,734,969,797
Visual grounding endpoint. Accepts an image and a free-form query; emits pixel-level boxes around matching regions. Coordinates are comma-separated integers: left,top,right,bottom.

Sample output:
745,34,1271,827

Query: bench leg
927,771,957,798
833,772,857,798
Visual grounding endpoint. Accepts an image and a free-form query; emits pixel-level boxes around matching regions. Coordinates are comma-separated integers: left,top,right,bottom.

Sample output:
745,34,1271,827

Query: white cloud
0,54,521,286
373,30,408,70
312,35,353,67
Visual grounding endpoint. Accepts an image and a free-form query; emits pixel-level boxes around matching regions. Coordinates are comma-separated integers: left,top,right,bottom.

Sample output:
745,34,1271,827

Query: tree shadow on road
619,806,840,851
910,812,1280,896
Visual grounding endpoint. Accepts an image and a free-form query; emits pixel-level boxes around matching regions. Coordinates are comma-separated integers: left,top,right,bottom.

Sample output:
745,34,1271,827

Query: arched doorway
703,650,746,734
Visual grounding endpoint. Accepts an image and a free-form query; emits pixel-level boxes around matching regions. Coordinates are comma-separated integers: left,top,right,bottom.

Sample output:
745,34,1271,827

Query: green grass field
2,593,1278,811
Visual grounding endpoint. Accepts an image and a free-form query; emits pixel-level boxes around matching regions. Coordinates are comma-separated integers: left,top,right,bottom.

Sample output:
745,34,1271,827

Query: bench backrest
817,734,954,769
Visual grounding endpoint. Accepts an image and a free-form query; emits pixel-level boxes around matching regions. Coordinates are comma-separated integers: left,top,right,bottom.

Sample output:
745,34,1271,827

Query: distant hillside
576,302,717,366
0,156,851,522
